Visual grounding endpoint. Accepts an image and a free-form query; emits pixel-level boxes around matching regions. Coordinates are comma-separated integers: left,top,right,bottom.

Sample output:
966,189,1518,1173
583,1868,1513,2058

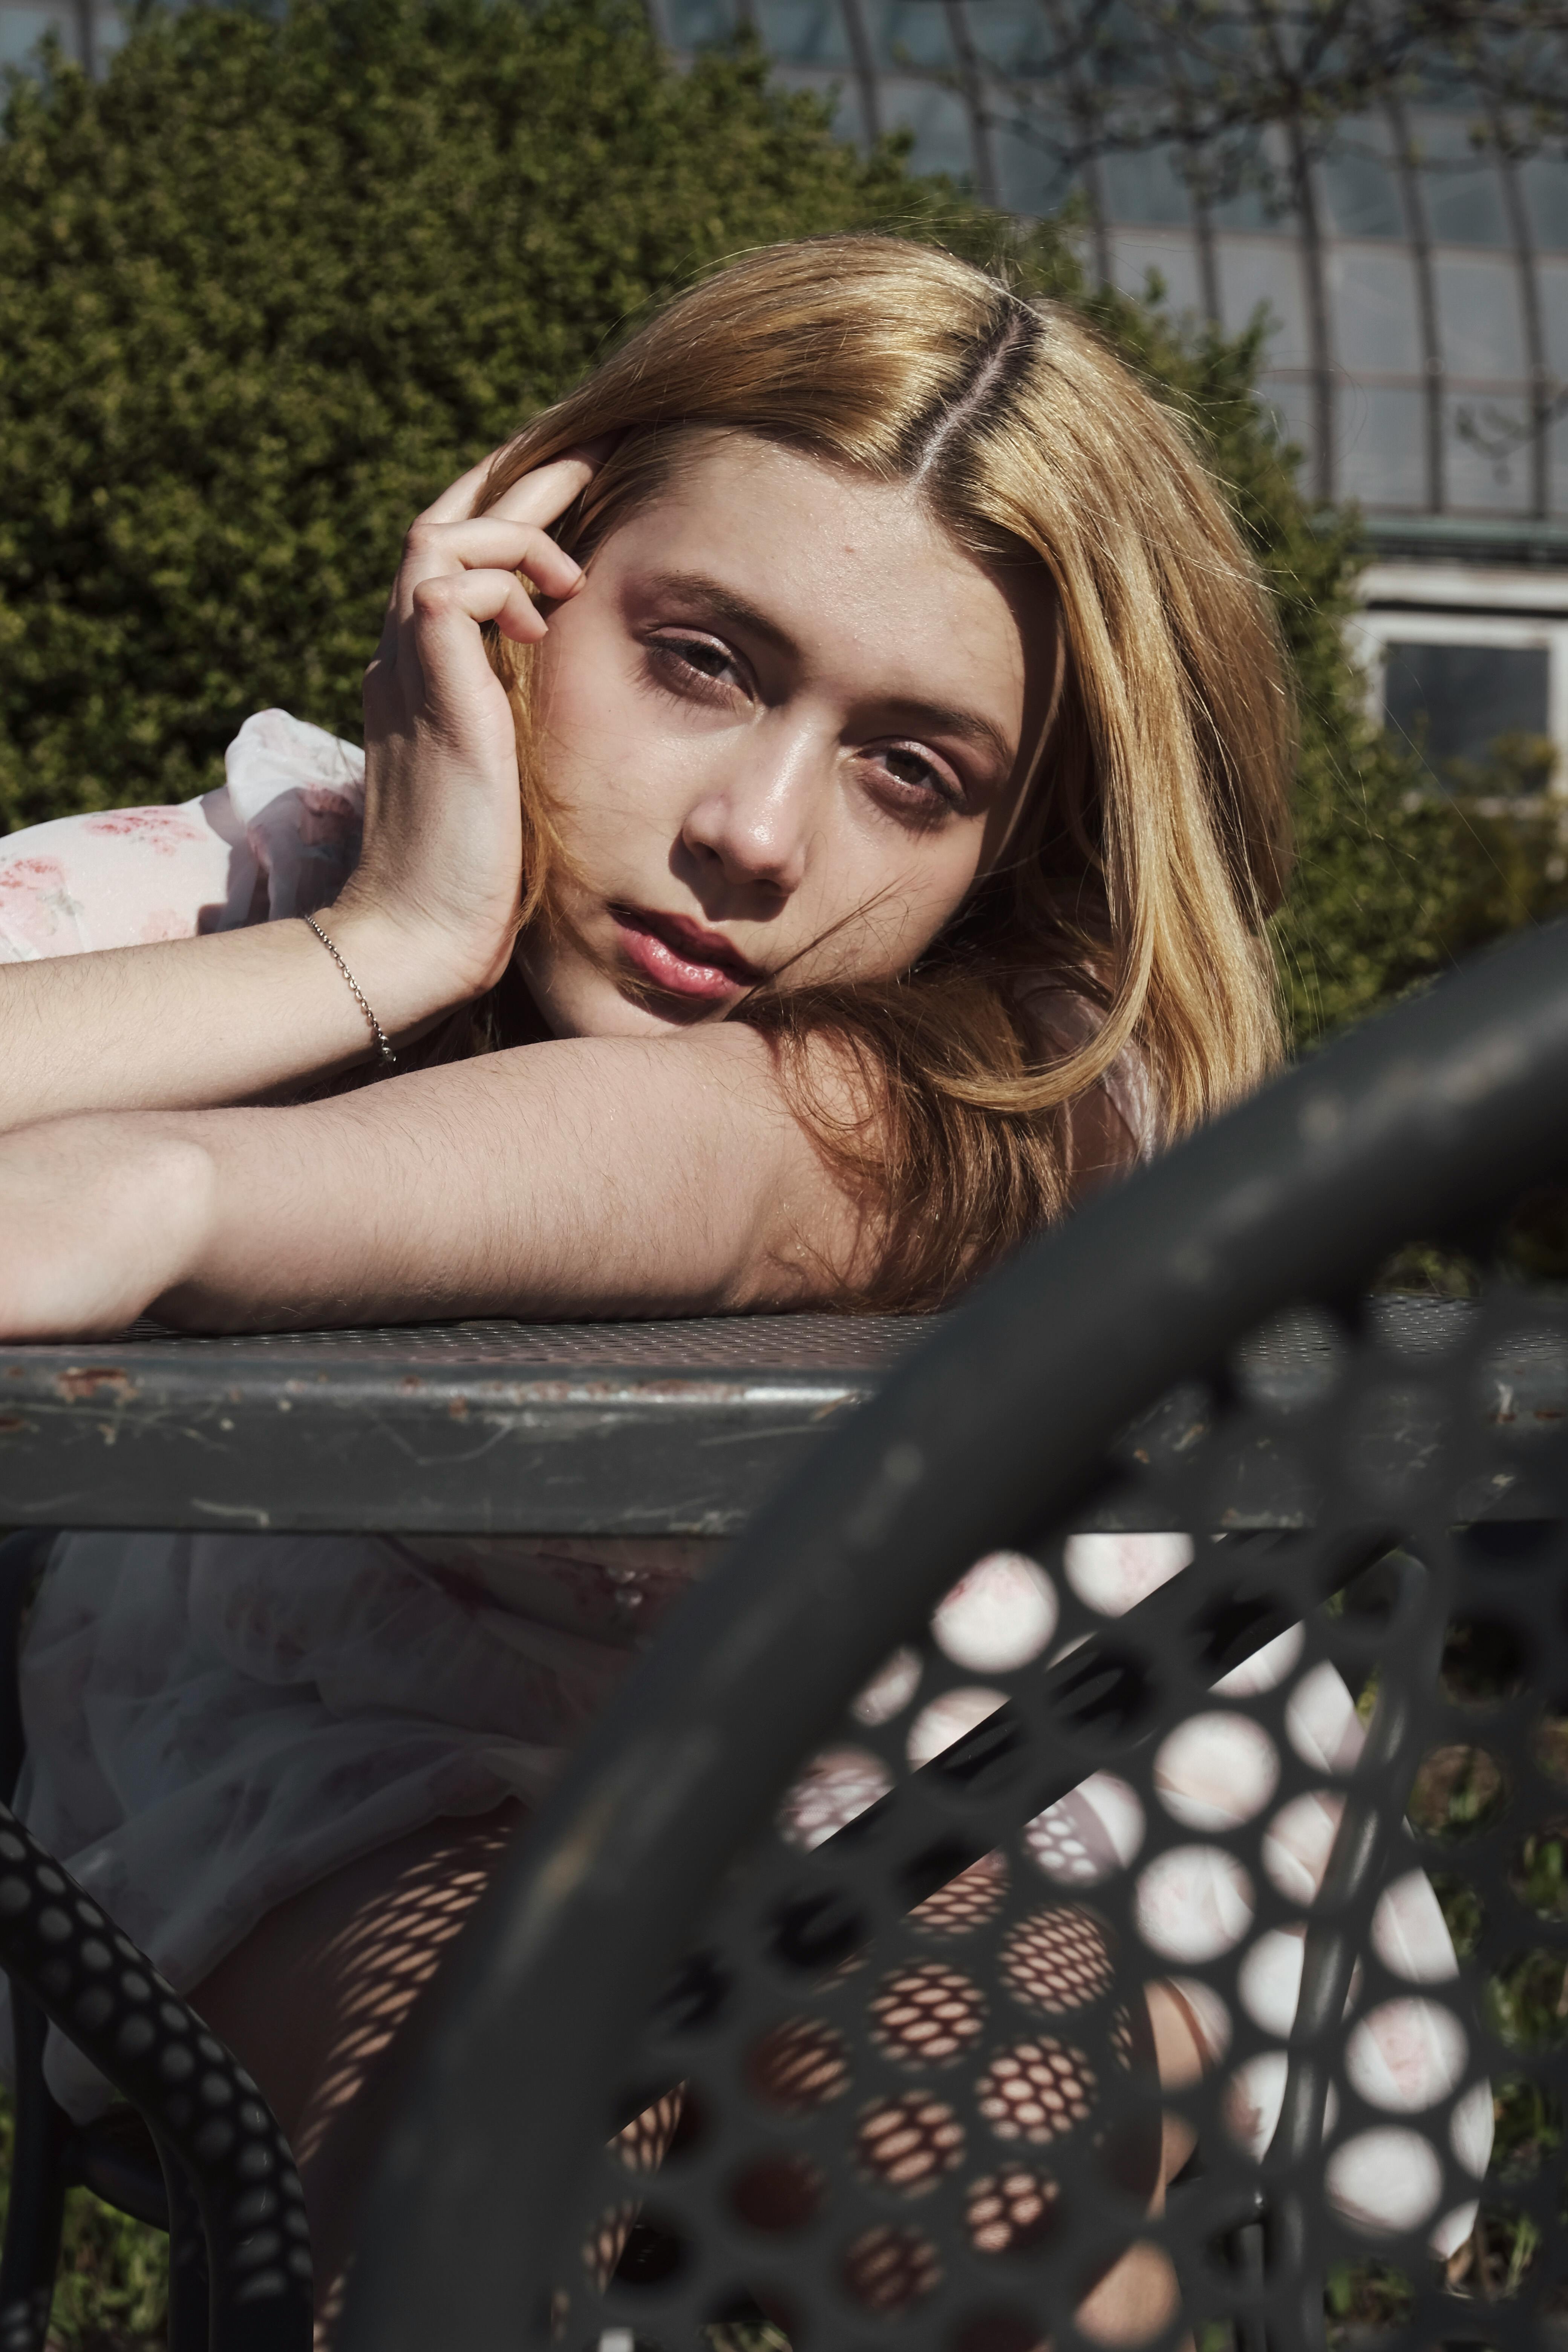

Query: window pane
1326,244,1423,375
92,1,124,60
1537,257,1568,378
1109,230,1204,317
991,113,1077,216
1099,143,1191,228
879,76,976,179
1384,642,1549,776
1087,0,1152,94
1434,253,1528,380
1318,119,1405,239
1337,383,1427,510
1443,389,1535,513
1410,112,1512,248
1257,375,1315,479
755,0,851,66
866,1,955,69
962,0,1056,75
770,62,866,140
1209,128,1290,232
1521,152,1568,253
661,0,740,46
0,2,72,65
1217,236,1309,368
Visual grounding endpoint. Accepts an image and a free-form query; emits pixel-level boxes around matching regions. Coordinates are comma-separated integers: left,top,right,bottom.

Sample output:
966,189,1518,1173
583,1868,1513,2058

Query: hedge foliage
0,0,1546,1042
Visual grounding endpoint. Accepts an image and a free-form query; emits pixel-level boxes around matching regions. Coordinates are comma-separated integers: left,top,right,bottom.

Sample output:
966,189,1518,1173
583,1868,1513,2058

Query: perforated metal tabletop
0,1314,932,1536
0,1295,1541,1535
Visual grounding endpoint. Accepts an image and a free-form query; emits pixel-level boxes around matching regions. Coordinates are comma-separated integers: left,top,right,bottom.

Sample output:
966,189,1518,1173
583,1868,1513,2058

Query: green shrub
0,0,1516,1047
0,2090,165,2349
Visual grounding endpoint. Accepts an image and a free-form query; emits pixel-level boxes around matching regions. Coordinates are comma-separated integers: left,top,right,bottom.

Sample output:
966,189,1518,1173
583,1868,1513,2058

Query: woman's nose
680,737,816,896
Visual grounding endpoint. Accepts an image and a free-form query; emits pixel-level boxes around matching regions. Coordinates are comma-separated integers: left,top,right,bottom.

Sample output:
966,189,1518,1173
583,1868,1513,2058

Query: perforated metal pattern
11,1314,928,1371
546,1286,1568,2352
0,1800,310,2350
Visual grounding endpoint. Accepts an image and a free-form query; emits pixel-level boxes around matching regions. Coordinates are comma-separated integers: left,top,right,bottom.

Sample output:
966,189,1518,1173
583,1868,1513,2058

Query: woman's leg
189,1801,527,2347
192,1822,1204,2352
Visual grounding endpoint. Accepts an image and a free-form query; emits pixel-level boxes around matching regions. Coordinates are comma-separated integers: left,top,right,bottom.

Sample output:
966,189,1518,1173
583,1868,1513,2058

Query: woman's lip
611,906,762,1001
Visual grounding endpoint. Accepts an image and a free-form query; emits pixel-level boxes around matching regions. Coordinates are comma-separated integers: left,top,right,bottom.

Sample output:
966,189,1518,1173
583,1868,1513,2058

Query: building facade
8,0,1568,791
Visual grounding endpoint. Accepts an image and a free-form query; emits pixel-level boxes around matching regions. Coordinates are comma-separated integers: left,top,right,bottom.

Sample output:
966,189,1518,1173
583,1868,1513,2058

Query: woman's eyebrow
639,570,799,660
884,698,1015,773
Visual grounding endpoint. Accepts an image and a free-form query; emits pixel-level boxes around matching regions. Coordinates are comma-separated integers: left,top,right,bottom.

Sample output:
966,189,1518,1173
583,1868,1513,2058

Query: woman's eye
646,634,740,692
883,749,938,790
870,746,963,816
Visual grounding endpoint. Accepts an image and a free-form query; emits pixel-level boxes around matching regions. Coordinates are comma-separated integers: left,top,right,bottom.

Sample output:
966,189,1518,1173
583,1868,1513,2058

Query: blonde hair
474,235,1292,1308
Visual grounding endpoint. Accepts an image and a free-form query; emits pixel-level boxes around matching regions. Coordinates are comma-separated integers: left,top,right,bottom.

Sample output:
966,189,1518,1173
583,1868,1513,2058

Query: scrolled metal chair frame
0,1528,311,2352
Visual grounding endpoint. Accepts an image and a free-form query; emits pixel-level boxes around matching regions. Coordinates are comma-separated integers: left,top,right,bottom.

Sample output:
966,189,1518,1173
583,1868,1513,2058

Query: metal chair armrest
0,1533,311,2350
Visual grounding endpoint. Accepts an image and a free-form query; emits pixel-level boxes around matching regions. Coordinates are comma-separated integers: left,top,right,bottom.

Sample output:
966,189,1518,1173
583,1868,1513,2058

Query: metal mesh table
0,1315,928,1536
0,1299,1521,1538
0,1297,1543,1538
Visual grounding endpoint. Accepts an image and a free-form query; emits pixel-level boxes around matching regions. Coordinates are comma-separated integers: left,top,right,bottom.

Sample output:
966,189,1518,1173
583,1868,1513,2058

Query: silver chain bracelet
303,917,397,1067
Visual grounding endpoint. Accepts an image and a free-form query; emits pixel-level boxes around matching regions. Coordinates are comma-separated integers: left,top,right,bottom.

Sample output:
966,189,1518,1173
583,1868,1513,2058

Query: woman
0,236,1315,2334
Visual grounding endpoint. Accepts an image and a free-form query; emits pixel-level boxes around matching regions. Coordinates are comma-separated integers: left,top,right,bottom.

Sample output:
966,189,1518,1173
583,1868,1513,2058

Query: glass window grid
1441,389,1537,515
752,0,852,69
1107,228,1205,320
1216,233,1311,367
20,0,1568,532
1431,248,1530,380
1405,109,1513,249
1324,242,1424,375
1348,609,1568,791
865,0,955,71
876,72,975,180
1315,116,1406,241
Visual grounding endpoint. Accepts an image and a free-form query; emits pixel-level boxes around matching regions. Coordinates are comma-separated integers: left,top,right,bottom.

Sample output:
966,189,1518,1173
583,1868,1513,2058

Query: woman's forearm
0,908,461,1135
162,1029,856,1326
0,1027,862,1338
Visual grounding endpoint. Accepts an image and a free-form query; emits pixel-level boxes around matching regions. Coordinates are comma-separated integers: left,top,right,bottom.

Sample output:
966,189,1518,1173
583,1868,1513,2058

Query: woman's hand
0,1118,213,1340
329,446,599,1023
0,444,602,1144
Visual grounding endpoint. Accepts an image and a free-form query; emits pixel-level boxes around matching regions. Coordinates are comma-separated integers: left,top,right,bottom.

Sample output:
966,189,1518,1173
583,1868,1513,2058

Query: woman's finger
483,448,600,530
394,519,582,630
418,447,510,528
410,430,606,539
369,559,545,730
409,565,553,650
400,515,583,592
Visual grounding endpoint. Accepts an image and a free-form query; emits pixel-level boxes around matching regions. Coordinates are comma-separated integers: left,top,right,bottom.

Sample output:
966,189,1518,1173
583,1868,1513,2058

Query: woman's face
521,434,1056,1037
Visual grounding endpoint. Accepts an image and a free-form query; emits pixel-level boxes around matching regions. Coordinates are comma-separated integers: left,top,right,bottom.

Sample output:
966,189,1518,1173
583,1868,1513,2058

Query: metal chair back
340,921,1568,2352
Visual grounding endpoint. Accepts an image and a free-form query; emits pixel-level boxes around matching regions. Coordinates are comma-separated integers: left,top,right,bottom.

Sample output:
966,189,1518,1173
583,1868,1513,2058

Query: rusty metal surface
0,1296,1532,1536
0,1313,929,1536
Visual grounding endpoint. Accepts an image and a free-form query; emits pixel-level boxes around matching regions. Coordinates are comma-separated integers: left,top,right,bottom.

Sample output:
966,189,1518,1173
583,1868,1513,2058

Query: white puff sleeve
0,710,365,963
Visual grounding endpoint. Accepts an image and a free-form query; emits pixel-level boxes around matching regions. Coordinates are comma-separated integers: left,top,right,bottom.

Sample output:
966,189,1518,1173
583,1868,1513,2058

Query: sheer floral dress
0,717,1487,2237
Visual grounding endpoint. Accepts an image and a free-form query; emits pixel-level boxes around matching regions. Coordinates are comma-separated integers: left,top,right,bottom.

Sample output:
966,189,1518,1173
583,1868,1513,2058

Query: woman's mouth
609,905,763,1003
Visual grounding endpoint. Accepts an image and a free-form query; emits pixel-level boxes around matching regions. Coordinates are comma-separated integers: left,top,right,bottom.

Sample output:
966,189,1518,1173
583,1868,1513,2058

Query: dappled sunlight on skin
191,1800,1205,2352
190,1803,531,2349
194,1801,688,2346
716,1849,1196,2343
